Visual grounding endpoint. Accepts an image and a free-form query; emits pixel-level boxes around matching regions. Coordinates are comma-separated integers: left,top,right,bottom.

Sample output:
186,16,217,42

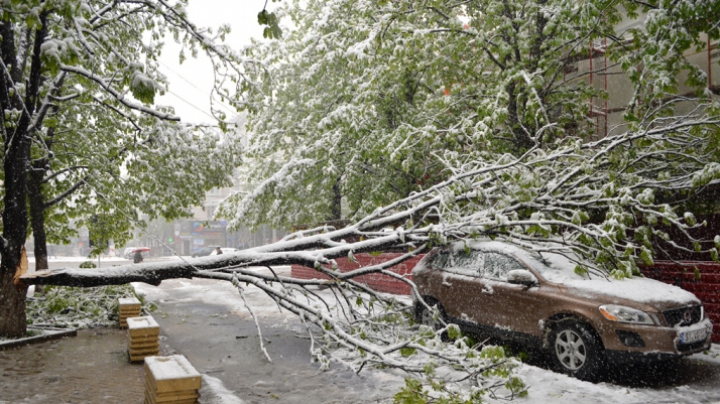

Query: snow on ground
200,375,246,404
133,266,720,404
28,256,130,263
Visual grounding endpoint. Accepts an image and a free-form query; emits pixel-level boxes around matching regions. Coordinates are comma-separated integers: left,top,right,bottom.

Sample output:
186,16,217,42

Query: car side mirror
507,269,538,286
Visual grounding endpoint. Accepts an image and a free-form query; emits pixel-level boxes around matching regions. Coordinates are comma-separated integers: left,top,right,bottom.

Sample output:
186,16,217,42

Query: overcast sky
155,0,272,125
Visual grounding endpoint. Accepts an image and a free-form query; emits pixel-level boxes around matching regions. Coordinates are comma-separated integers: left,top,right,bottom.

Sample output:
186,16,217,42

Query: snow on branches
20,105,720,399
10,0,720,398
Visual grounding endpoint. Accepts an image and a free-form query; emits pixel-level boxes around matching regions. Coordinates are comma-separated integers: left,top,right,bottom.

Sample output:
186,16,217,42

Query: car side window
446,250,484,277
430,251,450,269
483,252,526,280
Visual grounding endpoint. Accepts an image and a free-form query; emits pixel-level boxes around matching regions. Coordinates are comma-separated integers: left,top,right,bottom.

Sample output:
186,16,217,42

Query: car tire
548,320,605,381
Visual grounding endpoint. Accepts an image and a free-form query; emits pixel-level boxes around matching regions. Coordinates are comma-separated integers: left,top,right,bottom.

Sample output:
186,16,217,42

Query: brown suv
412,241,713,380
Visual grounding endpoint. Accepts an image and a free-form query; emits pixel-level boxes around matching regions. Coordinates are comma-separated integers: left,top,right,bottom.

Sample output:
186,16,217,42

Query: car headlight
599,304,655,325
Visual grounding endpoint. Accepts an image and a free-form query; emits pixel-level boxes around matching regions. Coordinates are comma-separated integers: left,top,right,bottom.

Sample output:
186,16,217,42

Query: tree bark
29,115,62,275
329,177,342,221
0,264,27,338
29,164,49,272
0,14,48,338
19,244,425,289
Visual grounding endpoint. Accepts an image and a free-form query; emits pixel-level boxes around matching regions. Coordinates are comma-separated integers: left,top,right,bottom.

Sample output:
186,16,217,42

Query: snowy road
132,268,720,404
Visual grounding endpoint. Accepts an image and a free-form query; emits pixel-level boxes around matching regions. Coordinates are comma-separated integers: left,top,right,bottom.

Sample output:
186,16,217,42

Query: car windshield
526,251,591,282
454,241,698,304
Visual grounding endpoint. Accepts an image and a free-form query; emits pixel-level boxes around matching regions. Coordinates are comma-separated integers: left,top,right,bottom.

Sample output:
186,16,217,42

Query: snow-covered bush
26,284,155,329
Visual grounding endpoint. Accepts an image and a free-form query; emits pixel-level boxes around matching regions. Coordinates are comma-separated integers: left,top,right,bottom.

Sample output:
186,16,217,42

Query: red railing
290,253,424,295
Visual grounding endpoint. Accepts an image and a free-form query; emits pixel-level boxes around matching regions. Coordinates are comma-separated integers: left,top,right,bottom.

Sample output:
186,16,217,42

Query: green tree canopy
224,0,720,232
0,0,251,337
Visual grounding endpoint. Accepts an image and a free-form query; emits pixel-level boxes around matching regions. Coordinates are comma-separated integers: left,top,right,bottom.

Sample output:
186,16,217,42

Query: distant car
412,241,712,381
209,247,238,255
191,245,220,258
123,247,150,260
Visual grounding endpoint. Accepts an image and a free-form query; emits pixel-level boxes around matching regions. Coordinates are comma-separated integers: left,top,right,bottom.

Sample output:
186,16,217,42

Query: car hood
556,276,700,310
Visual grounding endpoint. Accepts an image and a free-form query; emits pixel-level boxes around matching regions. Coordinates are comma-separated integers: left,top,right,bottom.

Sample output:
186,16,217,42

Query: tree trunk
0,14,48,337
0,262,28,338
29,167,49,296
329,178,342,221
0,110,33,337
29,170,49,271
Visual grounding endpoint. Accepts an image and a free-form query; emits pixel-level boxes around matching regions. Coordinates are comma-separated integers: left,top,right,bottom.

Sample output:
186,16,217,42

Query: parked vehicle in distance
191,245,220,258
412,241,713,380
209,247,238,255
123,247,150,260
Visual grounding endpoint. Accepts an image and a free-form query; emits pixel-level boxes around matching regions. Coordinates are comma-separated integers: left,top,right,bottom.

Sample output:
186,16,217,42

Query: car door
471,252,554,339
432,250,486,324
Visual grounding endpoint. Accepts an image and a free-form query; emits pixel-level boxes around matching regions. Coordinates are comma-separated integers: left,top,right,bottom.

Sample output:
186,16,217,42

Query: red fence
290,253,425,295
643,261,720,342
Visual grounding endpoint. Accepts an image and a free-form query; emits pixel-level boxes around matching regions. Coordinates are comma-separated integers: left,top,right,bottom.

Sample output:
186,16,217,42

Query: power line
159,61,237,116
163,89,217,121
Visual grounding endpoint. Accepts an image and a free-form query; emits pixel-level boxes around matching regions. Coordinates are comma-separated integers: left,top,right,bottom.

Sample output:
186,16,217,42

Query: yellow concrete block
130,341,160,350
144,355,202,393
127,316,160,337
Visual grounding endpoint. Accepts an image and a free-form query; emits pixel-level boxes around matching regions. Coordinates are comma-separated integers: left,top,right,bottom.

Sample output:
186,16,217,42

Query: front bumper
603,318,712,363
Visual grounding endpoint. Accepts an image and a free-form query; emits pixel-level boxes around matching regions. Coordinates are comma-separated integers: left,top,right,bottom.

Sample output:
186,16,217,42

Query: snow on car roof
448,241,700,305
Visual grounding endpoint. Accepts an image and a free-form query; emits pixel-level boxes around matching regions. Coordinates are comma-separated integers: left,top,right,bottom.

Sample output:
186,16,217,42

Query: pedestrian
215,247,223,255
133,249,144,263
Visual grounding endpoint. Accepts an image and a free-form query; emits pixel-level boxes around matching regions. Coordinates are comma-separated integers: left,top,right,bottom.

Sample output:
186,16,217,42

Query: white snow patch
201,375,245,404
562,276,700,305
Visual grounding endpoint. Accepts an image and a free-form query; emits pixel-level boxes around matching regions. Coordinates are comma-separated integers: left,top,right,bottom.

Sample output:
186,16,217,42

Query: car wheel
549,321,605,381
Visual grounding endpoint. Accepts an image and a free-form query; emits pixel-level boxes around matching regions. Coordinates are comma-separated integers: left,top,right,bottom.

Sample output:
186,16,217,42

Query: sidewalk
0,274,399,404
0,328,146,404
0,324,245,404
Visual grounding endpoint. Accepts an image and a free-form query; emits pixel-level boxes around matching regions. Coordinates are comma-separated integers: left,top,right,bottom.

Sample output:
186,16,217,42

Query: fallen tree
19,105,720,400
11,0,720,400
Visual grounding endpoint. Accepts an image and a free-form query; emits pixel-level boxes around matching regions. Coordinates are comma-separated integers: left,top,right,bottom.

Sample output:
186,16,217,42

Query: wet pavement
0,328,146,404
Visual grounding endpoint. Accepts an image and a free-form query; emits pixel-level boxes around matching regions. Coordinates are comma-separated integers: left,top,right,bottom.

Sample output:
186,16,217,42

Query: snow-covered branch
60,65,180,121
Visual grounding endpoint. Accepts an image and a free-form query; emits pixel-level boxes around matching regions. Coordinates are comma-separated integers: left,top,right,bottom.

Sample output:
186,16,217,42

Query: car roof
435,240,700,306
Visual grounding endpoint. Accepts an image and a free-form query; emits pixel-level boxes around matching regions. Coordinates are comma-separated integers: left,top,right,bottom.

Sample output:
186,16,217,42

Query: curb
0,327,78,350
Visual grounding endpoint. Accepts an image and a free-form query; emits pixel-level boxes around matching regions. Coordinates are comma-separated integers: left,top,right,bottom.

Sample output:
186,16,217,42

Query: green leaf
639,247,654,266
446,324,461,340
